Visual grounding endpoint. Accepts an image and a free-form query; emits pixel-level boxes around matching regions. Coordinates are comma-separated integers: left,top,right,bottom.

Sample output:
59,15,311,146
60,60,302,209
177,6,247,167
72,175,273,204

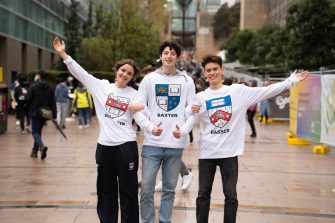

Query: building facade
0,0,88,87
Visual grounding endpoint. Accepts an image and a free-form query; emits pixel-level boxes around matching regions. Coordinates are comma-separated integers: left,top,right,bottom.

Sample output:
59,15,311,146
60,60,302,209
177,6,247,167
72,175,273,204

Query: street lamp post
176,0,192,46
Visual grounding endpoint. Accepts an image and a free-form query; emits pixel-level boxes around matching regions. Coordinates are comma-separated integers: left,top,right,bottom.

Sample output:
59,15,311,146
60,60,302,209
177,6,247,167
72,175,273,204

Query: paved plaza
0,115,334,223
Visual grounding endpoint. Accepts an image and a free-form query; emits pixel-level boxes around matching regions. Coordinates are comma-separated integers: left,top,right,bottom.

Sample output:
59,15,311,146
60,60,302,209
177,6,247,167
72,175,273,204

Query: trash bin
0,83,8,134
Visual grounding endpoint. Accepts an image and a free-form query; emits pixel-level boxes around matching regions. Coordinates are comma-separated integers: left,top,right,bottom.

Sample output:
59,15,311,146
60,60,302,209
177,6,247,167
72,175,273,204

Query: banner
268,80,290,120
289,84,299,134
320,75,335,146
296,75,321,142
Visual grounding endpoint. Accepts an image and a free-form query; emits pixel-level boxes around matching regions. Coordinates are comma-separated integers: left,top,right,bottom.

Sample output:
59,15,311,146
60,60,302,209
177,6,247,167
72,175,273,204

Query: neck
210,82,223,90
115,82,127,88
162,66,176,75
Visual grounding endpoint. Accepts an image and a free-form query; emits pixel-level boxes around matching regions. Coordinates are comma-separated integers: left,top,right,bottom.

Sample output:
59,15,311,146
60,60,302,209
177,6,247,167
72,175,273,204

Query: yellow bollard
313,145,330,154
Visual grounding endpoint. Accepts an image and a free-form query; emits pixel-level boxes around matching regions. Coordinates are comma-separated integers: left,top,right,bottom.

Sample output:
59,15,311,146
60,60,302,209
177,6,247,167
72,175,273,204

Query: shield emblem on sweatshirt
156,84,181,111
206,95,232,128
105,93,129,118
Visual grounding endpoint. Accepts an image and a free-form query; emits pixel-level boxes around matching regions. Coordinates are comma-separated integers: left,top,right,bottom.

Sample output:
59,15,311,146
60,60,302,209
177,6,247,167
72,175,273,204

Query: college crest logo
105,93,129,118
206,96,232,128
155,84,181,111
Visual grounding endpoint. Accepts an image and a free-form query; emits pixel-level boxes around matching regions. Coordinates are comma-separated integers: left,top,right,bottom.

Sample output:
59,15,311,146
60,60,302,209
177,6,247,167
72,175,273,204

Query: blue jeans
140,146,183,223
31,117,46,151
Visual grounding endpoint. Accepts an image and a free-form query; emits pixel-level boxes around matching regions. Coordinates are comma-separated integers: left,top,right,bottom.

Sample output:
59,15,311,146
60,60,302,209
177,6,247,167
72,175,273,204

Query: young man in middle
136,41,196,223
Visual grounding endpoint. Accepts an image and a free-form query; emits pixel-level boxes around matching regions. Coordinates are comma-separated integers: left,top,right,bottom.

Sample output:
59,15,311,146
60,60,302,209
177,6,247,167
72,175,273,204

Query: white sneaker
155,180,162,192
79,125,83,129
16,120,20,126
181,171,193,191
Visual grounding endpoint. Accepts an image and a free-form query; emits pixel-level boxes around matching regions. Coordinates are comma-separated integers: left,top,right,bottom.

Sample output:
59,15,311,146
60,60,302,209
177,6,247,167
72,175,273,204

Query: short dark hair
114,59,140,86
158,41,182,57
201,55,223,68
37,70,48,79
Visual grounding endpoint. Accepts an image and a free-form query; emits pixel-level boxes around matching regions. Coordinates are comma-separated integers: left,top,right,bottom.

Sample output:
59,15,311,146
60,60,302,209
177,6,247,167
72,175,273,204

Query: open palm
53,37,65,54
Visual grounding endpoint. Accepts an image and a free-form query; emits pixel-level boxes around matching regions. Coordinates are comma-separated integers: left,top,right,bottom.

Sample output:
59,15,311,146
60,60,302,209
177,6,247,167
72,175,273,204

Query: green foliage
78,1,160,71
213,3,240,40
225,29,255,63
286,0,335,70
252,24,289,66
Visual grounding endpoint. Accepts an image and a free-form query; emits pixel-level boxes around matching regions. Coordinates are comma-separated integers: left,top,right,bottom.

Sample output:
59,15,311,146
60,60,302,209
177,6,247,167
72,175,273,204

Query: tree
65,0,82,60
224,28,255,63
78,1,160,70
213,3,240,41
82,0,94,38
286,0,335,70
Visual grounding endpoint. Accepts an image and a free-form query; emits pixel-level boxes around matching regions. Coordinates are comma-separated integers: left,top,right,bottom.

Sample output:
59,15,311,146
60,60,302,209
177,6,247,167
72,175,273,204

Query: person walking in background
188,55,309,223
136,41,196,223
26,71,56,159
247,79,258,137
259,81,272,124
72,82,93,129
14,74,30,134
53,36,148,223
55,77,69,129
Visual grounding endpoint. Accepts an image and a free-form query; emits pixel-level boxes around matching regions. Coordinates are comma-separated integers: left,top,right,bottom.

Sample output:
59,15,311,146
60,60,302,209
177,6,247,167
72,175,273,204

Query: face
34,74,40,82
204,62,224,85
160,47,178,69
115,64,135,87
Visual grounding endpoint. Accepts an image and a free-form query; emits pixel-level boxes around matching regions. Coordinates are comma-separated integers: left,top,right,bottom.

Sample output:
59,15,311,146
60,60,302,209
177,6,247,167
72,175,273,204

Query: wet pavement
0,115,334,223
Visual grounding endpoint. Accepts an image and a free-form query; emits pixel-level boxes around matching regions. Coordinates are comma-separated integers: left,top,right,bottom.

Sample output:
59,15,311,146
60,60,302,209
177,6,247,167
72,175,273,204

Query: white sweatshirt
193,75,299,159
136,69,196,149
64,56,148,146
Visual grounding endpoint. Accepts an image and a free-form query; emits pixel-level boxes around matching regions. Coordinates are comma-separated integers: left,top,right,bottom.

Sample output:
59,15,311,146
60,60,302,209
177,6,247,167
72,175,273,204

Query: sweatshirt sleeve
179,77,197,135
133,110,155,134
63,56,105,97
241,74,299,108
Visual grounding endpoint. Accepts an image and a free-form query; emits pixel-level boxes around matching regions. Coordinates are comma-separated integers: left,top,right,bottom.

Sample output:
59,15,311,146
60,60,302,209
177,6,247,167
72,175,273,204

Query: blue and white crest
155,84,181,111
206,95,232,128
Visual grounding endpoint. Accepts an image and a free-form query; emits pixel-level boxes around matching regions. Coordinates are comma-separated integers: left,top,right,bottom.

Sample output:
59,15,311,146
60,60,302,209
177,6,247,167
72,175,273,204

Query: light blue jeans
140,145,183,223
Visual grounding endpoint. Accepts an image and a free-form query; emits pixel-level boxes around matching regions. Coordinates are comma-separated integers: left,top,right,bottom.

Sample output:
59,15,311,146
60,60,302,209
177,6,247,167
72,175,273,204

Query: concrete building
0,0,88,87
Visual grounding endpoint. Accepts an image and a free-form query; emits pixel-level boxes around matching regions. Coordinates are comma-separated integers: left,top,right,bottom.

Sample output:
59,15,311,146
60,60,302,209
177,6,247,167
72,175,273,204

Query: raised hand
173,124,181,138
292,69,309,81
152,121,163,136
53,37,68,60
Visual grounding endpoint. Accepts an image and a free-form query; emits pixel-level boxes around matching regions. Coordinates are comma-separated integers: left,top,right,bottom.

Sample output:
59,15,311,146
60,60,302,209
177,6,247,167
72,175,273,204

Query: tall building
196,0,238,58
0,0,88,86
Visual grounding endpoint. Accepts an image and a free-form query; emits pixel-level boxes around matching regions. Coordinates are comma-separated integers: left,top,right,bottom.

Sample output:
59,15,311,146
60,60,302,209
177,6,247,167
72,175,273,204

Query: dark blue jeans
196,157,238,223
96,142,139,223
31,117,46,151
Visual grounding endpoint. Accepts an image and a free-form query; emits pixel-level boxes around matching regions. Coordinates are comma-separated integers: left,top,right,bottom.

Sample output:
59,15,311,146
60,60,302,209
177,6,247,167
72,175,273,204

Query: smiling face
204,62,224,89
115,64,135,88
160,47,178,70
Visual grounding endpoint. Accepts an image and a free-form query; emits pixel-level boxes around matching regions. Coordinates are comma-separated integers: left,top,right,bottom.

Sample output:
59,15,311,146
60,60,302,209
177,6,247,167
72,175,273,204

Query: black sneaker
40,146,48,160
30,150,38,158
250,133,257,138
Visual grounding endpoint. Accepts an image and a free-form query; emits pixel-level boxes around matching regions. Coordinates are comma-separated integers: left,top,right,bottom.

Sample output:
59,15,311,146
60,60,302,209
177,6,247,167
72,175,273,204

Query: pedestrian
14,74,31,134
55,77,69,129
189,55,309,223
259,81,272,124
53,36,147,223
72,82,93,129
247,79,258,137
136,41,196,223
138,62,194,192
26,71,56,159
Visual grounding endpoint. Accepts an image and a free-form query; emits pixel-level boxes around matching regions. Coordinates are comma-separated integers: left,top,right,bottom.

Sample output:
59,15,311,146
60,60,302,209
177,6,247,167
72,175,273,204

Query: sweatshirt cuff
63,56,73,65
287,73,299,85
